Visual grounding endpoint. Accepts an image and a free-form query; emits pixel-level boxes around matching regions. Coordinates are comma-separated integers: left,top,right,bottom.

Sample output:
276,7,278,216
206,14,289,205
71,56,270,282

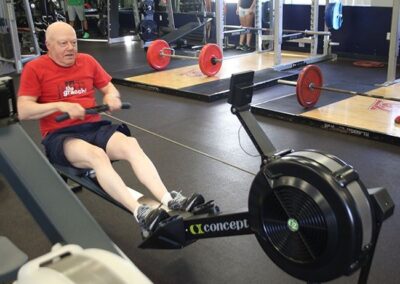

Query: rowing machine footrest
138,216,195,249
69,183,83,193
191,200,220,215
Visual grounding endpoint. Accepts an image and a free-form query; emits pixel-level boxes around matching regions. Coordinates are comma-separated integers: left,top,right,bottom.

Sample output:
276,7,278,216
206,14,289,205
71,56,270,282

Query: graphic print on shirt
59,80,88,99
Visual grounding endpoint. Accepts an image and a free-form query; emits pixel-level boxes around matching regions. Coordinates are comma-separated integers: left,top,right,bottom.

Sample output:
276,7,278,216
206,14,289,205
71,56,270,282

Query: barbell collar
277,79,298,87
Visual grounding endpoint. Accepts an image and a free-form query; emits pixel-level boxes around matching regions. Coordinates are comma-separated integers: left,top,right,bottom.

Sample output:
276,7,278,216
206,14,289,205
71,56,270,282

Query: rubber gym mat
252,82,400,145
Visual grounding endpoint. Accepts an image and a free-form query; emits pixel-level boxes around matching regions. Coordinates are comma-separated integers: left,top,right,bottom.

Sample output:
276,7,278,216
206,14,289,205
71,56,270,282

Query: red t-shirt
18,53,112,137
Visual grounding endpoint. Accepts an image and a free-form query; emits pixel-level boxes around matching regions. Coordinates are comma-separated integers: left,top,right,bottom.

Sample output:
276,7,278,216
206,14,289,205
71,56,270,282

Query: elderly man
17,22,204,237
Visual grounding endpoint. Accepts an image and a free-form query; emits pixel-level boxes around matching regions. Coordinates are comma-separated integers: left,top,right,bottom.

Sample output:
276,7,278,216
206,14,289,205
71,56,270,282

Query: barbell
278,65,400,108
146,39,223,77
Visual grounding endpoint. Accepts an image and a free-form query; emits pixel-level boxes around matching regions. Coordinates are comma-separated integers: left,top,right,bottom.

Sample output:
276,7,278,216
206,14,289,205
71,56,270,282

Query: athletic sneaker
83,32,90,39
236,44,244,50
136,205,170,238
241,45,252,51
168,191,205,212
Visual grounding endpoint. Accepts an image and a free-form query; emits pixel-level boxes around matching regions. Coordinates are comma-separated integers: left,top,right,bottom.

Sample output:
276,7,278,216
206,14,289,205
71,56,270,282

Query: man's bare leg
105,132,170,202
63,138,140,214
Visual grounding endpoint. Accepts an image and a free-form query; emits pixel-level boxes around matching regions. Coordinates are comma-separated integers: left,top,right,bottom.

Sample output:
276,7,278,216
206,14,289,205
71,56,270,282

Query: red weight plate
353,60,384,68
146,39,171,70
198,44,223,76
296,65,323,108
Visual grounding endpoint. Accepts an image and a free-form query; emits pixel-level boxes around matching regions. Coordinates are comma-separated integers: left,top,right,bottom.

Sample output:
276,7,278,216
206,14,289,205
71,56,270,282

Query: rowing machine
140,71,395,284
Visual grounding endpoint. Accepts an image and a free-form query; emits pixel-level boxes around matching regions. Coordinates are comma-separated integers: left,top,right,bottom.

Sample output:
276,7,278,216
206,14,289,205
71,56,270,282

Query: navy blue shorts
42,120,131,167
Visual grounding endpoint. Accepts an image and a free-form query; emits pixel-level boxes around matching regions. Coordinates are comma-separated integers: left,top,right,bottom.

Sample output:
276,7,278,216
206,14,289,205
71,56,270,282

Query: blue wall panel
148,4,392,58
224,4,392,58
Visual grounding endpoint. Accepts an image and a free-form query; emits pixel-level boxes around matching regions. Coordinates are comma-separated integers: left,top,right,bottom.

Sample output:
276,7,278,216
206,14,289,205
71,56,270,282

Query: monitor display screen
228,71,254,108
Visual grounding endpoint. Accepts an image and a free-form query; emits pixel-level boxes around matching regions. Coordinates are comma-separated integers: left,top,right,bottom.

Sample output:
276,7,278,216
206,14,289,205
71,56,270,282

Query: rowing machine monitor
228,71,254,109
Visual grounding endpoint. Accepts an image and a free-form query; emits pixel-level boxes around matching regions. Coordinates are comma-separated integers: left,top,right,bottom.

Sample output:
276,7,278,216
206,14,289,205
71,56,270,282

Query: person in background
236,0,255,51
66,0,90,39
17,22,205,237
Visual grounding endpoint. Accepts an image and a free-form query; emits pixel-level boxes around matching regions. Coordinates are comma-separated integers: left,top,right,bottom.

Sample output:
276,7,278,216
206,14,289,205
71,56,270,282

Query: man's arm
17,96,85,120
100,82,122,111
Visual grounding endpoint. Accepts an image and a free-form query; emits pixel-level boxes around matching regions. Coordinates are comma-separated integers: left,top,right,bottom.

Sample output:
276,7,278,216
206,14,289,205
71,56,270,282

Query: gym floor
1,41,400,284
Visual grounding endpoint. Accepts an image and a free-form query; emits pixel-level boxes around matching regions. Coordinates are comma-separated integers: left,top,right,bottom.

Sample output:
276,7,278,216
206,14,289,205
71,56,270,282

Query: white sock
161,192,173,207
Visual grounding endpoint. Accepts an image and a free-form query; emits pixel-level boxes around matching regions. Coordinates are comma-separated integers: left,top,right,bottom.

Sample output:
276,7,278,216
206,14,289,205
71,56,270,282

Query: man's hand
103,93,122,111
100,82,122,112
58,102,86,120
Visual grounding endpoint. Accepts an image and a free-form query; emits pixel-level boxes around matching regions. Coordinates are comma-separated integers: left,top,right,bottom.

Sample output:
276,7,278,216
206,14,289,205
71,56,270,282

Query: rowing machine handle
55,102,131,122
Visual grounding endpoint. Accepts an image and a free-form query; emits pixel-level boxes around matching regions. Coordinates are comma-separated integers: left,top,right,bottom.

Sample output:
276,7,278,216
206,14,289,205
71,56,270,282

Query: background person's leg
237,8,247,50
244,11,255,50
75,5,89,38
67,5,76,28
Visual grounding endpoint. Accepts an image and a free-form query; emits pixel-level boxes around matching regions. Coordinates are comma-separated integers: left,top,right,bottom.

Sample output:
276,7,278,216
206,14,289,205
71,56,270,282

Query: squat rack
217,0,336,70
0,0,40,75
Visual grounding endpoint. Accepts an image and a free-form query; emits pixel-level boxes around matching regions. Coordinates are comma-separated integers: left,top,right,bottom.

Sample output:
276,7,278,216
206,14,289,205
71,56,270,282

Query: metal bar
277,79,297,86
385,0,400,84
273,0,283,66
282,32,304,40
303,29,331,36
314,85,400,102
223,28,247,35
6,0,22,73
160,52,196,60
22,0,40,56
224,25,331,36
255,0,262,52
215,0,224,53
278,79,400,103
323,0,331,56
310,0,319,56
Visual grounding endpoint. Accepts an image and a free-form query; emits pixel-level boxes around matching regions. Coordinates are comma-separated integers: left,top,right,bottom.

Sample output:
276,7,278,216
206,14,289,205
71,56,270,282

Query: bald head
45,22,78,67
46,22,76,43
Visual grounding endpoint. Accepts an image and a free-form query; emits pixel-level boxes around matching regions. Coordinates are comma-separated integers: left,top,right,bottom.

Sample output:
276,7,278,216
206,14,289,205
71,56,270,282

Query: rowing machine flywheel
248,149,375,282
